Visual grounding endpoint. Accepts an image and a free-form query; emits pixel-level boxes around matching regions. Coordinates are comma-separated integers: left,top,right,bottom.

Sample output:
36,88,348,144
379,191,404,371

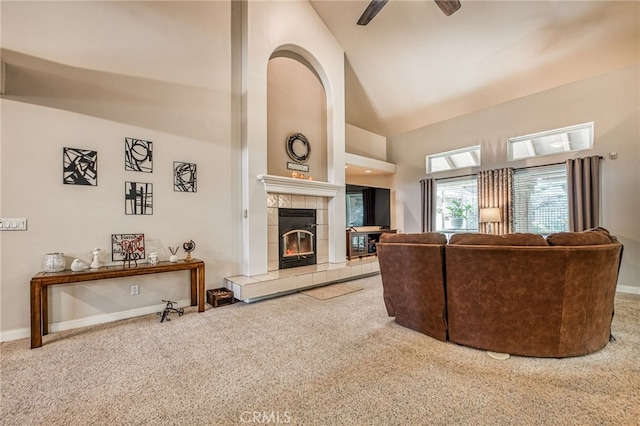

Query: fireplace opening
279,208,317,269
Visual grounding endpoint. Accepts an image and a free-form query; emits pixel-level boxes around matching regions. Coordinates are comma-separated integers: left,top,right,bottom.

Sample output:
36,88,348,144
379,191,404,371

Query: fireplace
279,208,317,269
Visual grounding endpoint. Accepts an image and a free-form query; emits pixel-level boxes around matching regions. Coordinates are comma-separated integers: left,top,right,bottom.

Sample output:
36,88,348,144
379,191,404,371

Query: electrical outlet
130,285,139,295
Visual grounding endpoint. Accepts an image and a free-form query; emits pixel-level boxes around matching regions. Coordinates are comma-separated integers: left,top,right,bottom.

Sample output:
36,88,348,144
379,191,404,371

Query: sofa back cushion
448,233,548,246
546,227,617,246
379,232,447,245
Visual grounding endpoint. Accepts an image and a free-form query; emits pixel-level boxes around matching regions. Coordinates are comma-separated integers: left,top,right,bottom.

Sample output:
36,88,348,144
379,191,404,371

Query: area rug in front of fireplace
301,283,363,300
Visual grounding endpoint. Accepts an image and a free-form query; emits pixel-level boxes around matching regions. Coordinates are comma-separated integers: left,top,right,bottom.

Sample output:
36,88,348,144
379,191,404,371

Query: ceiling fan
357,0,461,25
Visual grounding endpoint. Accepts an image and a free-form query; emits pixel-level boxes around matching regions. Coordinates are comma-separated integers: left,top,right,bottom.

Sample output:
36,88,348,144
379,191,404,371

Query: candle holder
43,253,66,272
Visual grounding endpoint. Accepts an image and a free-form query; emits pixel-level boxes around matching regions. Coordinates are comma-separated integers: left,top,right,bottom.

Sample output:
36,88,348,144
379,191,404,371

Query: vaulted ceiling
309,0,639,138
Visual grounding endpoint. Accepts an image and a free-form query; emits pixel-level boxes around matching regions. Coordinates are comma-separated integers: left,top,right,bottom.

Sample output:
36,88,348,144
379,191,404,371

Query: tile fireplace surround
224,184,380,302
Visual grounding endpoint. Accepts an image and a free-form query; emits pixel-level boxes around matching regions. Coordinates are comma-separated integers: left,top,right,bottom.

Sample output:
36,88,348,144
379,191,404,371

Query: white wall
0,1,237,337
242,0,346,276
388,64,640,292
345,124,387,161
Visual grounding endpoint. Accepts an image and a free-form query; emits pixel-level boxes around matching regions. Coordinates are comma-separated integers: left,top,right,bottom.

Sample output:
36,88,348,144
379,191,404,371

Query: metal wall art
125,181,153,215
286,132,310,163
173,161,197,192
125,137,153,173
63,147,98,186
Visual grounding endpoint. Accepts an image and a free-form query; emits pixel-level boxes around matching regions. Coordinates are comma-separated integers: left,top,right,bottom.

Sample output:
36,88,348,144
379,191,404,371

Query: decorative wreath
286,133,311,163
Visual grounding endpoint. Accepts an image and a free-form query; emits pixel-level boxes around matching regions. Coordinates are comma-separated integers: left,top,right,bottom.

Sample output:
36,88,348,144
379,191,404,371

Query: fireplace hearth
279,208,317,269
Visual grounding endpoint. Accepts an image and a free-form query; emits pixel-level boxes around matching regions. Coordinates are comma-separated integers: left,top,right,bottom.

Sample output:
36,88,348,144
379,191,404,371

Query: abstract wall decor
111,233,145,263
125,137,153,173
174,161,197,192
63,147,98,186
125,181,153,215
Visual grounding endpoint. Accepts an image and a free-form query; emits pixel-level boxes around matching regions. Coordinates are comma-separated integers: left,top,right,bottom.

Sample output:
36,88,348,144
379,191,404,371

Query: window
435,176,478,232
507,122,594,161
426,145,481,174
513,164,568,234
346,192,363,227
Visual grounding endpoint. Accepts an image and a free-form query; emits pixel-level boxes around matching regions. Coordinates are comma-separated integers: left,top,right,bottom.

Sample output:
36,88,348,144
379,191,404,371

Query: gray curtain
420,178,435,232
477,168,513,234
566,156,601,231
362,188,376,226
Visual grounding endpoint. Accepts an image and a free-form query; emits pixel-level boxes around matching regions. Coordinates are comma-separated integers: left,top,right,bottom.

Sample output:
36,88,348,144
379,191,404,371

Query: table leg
30,279,42,349
198,264,205,312
42,285,49,335
190,269,197,307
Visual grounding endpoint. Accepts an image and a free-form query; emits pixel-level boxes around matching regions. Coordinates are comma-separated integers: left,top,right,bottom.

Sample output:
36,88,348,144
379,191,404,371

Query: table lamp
479,208,502,234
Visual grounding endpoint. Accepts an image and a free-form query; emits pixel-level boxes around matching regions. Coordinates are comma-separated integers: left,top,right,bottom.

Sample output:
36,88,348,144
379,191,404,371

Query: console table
30,259,205,348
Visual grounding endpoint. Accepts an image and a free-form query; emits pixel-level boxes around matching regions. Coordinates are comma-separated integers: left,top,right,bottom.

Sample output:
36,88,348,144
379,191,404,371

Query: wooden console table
30,259,205,348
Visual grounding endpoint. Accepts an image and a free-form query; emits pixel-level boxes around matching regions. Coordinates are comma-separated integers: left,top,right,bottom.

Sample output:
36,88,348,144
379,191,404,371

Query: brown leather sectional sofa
376,228,623,358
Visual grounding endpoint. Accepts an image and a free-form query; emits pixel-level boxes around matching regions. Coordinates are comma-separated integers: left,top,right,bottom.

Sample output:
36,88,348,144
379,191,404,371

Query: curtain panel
420,178,435,232
477,168,513,234
566,156,601,231
362,188,376,226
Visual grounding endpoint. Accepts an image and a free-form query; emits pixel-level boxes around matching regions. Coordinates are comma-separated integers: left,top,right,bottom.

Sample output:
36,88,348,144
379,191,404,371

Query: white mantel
257,174,343,198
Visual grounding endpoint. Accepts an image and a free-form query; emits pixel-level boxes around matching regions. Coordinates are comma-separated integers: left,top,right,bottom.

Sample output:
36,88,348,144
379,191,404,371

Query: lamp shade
479,207,502,223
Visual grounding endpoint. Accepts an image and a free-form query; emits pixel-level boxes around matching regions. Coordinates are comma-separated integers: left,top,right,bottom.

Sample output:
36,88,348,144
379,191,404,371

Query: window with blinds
435,176,478,232
513,164,568,234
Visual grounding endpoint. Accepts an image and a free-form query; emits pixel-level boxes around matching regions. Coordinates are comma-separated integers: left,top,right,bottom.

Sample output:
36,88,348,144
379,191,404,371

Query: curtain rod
428,156,604,182
514,155,604,172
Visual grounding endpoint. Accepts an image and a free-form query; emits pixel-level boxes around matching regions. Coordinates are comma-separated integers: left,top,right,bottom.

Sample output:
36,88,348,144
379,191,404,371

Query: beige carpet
301,282,363,300
1,275,639,425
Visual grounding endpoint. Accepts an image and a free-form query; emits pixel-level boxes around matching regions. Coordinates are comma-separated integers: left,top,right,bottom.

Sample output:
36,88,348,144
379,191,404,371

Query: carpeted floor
301,283,362,300
1,275,639,425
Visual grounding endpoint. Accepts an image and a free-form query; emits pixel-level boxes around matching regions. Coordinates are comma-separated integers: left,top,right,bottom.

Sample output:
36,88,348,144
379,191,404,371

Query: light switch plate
0,218,27,231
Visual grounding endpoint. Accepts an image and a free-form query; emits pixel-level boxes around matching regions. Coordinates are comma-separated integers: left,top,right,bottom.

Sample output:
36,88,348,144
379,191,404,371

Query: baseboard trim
3,286,639,343
616,285,640,295
0,299,191,343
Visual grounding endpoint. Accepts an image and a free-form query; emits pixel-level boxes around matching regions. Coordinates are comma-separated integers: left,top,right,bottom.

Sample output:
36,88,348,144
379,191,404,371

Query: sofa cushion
546,227,617,246
448,233,548,246
379,232,447,245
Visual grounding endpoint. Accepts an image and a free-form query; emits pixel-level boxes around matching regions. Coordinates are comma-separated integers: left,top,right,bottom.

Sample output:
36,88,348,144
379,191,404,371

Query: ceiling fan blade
434,0,461,16
357,0,389,26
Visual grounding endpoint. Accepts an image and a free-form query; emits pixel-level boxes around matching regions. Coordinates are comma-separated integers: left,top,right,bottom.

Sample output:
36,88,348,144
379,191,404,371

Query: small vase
43,253,66,272
169,254,178,263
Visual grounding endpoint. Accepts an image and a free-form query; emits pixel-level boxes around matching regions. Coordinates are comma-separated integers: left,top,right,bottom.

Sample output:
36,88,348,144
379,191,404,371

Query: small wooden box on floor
207,288,235,308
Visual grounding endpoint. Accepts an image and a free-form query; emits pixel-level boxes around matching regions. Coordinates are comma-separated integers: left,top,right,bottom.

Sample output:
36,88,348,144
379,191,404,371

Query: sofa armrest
377,243,447,341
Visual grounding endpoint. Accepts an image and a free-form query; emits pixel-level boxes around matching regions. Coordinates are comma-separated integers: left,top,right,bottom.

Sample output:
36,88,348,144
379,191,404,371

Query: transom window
427,145,481,174
507,122,593,161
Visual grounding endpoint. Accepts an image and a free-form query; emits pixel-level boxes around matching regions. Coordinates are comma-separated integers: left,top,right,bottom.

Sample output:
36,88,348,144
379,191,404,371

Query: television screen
346,184,390,228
